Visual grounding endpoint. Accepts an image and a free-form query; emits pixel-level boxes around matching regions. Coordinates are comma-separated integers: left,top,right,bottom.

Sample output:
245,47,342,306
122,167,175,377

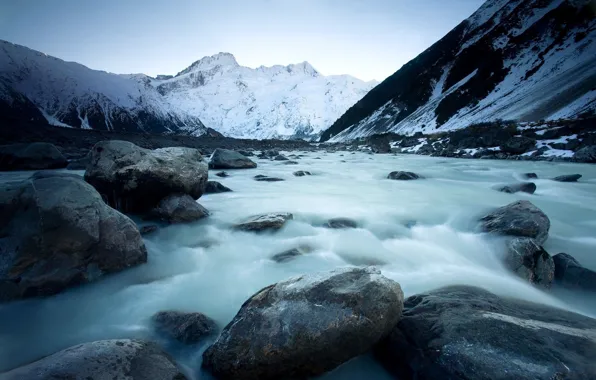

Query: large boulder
149,194,209,224
574,145,596,163
0,339,186,380
553,253,596,292
0,173,147,302
152,310,218,344
202,267,404,380
233,212,293,232
209,149,257,169
84,140,208,213
505,238,554,288
0,142,67,171
374,285,596,380
500,136,536,154
479,200,550,245
497,182,536,194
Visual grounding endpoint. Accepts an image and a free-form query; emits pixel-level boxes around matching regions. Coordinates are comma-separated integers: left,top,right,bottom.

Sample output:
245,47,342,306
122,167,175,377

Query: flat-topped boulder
0,142,67,171
202,267,404,380
234,212,293,232
209,149,257,169
480,200,550,245
84,140,208,213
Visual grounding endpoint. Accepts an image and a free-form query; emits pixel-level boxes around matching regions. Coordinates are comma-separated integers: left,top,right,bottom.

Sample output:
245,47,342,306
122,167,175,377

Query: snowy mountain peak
176,52,239,76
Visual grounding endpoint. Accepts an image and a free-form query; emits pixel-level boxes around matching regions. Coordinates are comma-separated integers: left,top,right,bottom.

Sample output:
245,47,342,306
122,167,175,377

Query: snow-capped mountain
151,53,377,140
0,40,210,136
321,0,596,142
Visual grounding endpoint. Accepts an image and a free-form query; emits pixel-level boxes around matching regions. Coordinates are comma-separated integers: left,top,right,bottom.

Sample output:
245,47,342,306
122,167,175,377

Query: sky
0,0,485,82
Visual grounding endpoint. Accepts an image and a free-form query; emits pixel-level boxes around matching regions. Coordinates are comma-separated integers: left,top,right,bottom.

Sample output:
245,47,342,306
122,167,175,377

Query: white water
1,152,596,379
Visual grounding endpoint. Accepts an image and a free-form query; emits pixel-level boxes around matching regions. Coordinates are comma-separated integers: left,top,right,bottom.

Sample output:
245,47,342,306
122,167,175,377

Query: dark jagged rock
0,173,146,302
0,142,67,171
140,225,159,235
387,171,421,180
215,171,229,177
84,140,208,213
234,212,293,232
497,182,536,194
293,170,311,177
202,267,404,380
505,238,554,288
479,200,550,245
209,148,257,169
374,285,596,380
205,181,232,193
522,172,538,179
271,245,313,263
553,174,582,182
0,339,187,379
553,253,596,292
152,310,218,344
574,145,596,163
324,217,358,229
149,194,209,224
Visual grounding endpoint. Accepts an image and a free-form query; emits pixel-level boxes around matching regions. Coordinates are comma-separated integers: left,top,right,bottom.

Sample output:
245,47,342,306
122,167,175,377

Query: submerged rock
152,310,218,344
522,172,538,179
374,285,596,380
215,171,229,177
479,200,550,245
271,245,313,263
234,212,293,232
324,217,358,229
283,160,299,165
253,175,284,182
273,154,289,161
202,267,404,380
496,182,536,194
0,339,186,379
553,253,596,292
387,171,421,180
0,142,67,171
140,225,159,235
209,148,257,169
84,140,208,213
0,173,147,301
552,174,582,182
205,181,232,193
149,194,209,224
505,238,554,288
293,170,311,177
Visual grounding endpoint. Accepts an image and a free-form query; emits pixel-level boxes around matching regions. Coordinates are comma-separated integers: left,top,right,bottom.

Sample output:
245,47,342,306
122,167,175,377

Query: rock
553,174,582,182
479,200,550,245
205,181,232,193
293,170,311,177
202,267,404,380
367,137,391,153
0,174,147,302
324,217,358,229
66,152,91,170
215,171,229,178
233,212,293,232
574,146,596,163
140,225,159,235
522,172,538,179
387,171,421,180
149,194,209,224
273,154,289,161
84,140,208,213
0,142,68,171
496,182,537,194
505,238,554,288
271,245,313,263
152,310,218,344
238,149,255,157
209,148,257,169
253,175,284,182
283,160,299,165
0,339,186,380
374,285,596,380
553,253,596,292
500,136,536,154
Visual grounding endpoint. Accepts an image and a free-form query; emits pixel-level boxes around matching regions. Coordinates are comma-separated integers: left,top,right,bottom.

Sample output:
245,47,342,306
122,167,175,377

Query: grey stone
0,142,67,171
209,149,257,169
574,146,596,163
552,174,582,182
202,267,404,380
522,172,538,179
273,154,289,161
140,225,159,235
253,175,284,182
479,200,550,245
205,181,232,193
152,310,218,344
234,212,293,232
215,171,229,178
283,160,299,165
293,170,311,177
150,194,209,224
553,253,596,292
497,182,537,194
505,238,554,288
271,245,313,263
388,171,421,180
0,339,186,380
324,217,358,229
501,136,536,154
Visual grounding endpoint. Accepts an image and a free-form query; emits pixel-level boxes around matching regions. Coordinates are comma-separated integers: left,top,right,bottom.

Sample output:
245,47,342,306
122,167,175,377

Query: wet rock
209,148,257,169
573,145,596,163
258,150,279,159
84,140,208,213
0,339,186,379
522,172,538,179
283,160,299,165
0,142,68,171
66,152,91,170
553,253,596,292
152,310,218,344
271,245,313,263
0,173,147,302
234,212,293,232
293,170,311,177
500,136,536,154
215,171,229,178
253,175,284,182
238,149,255,157
505,238,554,288
149,194,209,224
140,225,159,235
552,174,582,182
273,154,289,161
324,217,358,229
374,285,596,380
479,200,550,245
205,181,232,193
496,182,537,194
387,171,421,180
202,267,404,380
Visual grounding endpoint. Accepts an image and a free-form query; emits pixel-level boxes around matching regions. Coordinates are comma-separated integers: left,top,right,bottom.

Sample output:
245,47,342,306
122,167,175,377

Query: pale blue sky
0,0,485,81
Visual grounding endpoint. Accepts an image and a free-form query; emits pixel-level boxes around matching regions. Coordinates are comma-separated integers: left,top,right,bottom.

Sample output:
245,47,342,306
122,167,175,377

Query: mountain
321,0,596,142
0,40,212,136
151,52,377,140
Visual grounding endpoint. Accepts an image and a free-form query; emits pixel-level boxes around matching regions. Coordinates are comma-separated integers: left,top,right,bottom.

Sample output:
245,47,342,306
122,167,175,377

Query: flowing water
1,152,596,379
